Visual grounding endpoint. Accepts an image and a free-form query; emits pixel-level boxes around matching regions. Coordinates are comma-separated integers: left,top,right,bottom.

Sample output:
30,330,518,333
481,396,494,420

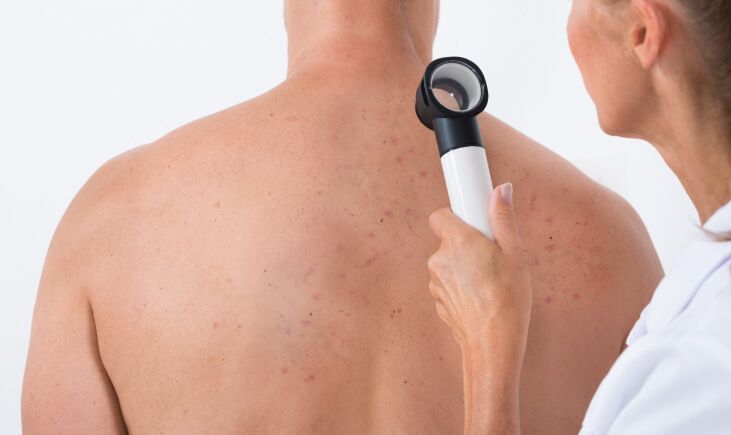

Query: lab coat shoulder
604,331,731,435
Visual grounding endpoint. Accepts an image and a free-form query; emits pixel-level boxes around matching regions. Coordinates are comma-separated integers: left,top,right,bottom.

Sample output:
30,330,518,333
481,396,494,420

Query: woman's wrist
462,349,522,435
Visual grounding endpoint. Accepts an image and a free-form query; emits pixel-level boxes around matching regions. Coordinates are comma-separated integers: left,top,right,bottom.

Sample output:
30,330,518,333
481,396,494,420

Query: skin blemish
405,208,413,215
545,216,555,224
317,190,323,196
529,193,538,210
545,296,553,304
396,156,404,164
573,293,581,300
337,273,346,280
305,374,316,383
301,320,312,327
212,322,219,329
237,323,243,329
366,232,376,239
419,171,428,178
304,266,315,280
545,244,556,252
391,137,399,145
312,294,321,301
269,113,274,117
213,201,221,209
364,254,379,267
281,367,289,375
384,209,394,218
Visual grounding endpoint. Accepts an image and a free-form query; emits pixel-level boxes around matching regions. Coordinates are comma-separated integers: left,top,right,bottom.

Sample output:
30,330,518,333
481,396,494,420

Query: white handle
440,146,494,239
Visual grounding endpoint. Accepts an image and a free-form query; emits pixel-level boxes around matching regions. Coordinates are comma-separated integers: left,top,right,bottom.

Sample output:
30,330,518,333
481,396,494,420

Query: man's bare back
22,3,663,434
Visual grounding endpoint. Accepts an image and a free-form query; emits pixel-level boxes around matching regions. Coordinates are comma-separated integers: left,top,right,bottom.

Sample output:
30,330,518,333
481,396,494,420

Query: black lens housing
415,57,489,157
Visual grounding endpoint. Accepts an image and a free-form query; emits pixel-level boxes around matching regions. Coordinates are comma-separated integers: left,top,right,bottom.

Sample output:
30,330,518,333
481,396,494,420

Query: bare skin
22,1,663,434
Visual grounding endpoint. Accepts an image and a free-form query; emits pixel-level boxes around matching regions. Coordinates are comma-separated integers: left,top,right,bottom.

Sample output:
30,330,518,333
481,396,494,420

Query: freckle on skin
364,254,379,267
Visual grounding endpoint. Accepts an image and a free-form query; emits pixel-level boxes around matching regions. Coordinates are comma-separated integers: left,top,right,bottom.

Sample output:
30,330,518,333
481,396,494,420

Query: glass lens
430,62,483,112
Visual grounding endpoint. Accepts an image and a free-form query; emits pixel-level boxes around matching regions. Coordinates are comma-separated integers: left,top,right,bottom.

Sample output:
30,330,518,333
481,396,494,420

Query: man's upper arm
22,162,128,434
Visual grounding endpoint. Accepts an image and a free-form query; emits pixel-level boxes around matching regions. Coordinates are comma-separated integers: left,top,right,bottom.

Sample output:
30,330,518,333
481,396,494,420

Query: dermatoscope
415,57,495,239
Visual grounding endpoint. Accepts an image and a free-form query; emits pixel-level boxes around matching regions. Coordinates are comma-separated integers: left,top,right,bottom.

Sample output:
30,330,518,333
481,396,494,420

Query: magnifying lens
415,57,495,239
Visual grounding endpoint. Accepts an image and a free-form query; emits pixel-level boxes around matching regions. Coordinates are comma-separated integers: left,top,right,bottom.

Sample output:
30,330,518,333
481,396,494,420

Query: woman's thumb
489,183,521,252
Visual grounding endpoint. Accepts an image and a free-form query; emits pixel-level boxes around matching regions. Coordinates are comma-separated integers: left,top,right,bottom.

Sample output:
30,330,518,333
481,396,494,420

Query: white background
0,1,698,432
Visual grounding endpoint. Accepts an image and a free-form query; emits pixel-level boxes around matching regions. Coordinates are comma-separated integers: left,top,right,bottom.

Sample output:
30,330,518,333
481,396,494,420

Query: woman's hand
427,183,532,435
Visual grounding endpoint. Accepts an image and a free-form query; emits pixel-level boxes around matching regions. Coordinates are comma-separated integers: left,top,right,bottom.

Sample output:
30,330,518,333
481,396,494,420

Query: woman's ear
629,0,668,69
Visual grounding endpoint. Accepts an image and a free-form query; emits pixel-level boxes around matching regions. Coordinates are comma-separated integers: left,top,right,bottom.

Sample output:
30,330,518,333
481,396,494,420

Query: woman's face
567,0,651,137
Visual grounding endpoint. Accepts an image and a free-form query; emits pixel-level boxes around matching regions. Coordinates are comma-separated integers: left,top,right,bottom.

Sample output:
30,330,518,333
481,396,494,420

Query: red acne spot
545,216,555,224
212,322,219,329
305,374,316,383
367,232,376,239
545,244,556,252
532,258,540,266
301,320,312,327
337,273,347,280
391,137,400,145
281,367,289,375
396,156,404,164
562,187,569,194
545,297,553,304
285,327,292,335
573,293,581,300
405,208,413,215
384,209,394,218
312,293,321,301
237,323,243,329
420,171,428,178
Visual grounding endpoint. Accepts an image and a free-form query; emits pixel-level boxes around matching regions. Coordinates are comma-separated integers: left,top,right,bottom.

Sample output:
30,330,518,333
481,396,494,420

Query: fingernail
500,183,513,205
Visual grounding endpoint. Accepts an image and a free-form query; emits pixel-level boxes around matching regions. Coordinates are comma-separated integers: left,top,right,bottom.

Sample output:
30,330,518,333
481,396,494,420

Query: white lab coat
580,201,731,434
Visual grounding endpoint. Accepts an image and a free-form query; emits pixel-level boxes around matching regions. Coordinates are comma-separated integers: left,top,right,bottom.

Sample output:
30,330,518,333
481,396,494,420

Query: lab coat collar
627,201,731,345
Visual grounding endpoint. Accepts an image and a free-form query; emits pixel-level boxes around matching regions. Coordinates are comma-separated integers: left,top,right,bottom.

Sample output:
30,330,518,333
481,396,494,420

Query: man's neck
285,0,436,79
